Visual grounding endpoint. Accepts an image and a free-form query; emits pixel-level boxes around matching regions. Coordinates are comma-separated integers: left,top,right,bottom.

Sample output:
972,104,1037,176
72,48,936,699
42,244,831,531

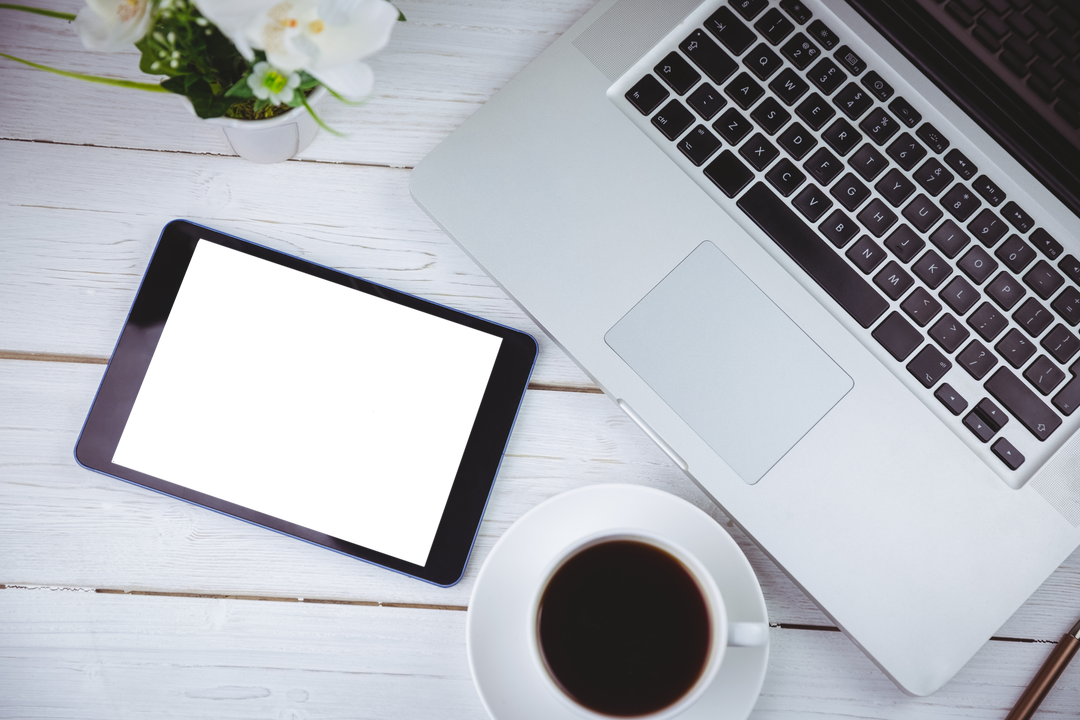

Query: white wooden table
3,1,1080,717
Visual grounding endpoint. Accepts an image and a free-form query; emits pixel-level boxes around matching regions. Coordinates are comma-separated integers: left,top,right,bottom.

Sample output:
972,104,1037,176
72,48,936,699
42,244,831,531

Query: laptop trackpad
605,242,852,484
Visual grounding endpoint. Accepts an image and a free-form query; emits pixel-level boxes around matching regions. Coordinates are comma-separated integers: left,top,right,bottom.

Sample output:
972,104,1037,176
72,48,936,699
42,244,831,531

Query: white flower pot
189,86,330,163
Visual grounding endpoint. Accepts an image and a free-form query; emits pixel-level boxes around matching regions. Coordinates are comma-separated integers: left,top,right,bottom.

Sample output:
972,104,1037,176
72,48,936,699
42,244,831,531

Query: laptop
410,0,1080,696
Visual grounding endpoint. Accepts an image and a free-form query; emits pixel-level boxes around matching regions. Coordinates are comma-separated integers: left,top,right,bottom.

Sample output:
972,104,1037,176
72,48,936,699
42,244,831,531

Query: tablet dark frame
75,220,537,586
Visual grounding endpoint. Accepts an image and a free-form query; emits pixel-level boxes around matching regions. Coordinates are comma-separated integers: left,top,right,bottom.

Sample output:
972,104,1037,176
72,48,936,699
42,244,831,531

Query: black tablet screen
111,238,503,568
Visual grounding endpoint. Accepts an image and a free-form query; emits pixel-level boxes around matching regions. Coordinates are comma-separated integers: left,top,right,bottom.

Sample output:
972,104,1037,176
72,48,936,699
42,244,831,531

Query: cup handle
727,621,769,647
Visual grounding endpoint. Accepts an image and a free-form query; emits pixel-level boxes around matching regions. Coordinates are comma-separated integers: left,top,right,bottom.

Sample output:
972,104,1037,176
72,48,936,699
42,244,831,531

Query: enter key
1052,358,1080,417
985,368,1062,441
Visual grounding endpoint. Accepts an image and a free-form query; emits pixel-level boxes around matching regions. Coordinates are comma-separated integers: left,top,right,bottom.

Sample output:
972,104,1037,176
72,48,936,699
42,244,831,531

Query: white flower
74,0,154,52
247,61,301,104
195,0,399,101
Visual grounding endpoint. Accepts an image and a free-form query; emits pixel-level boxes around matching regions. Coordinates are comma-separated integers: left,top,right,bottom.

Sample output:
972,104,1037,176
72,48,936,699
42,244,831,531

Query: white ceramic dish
467,484,770,720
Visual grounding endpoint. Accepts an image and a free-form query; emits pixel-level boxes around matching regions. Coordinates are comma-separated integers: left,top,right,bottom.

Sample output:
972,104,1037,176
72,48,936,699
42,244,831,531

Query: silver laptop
411,0,1080,695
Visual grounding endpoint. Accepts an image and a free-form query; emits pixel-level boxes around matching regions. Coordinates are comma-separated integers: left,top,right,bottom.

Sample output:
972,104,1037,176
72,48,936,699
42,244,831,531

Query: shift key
985,368,1061,441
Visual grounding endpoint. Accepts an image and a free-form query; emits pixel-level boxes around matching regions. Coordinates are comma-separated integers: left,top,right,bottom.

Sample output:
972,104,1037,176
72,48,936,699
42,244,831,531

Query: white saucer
467,484,769,720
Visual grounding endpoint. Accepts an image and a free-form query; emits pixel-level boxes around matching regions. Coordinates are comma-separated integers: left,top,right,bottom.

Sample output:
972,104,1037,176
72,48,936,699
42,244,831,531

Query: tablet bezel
75,220,537,586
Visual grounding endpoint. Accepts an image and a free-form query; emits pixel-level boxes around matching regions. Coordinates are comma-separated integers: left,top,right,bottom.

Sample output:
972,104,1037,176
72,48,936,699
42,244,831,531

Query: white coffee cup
527,529,768,719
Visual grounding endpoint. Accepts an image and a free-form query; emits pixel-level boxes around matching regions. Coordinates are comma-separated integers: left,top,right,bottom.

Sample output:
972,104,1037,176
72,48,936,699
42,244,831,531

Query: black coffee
537,539,711,717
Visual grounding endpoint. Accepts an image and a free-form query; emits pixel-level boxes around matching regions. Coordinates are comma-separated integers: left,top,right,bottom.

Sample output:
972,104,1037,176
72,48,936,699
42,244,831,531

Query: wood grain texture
2,587,1079,718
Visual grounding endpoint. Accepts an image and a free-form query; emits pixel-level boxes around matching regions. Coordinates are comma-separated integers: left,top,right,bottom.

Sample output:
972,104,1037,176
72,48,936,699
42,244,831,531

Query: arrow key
991,437,1025,470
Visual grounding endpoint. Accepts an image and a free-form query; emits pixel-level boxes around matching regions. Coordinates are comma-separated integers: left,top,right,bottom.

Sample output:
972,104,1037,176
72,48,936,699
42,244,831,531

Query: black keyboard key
958,245,999,284
887,133,927,171
959,339,998,379
822,118,861,156
886,225,925,263
902,286,943,327
975,396,1008,430
777,121,817,159
941,183,982,222
847,234,887,273
704,150,756,198
1052,286,1080,326
874,261,914,300
705,7,757,55
909,345,953,387
980,9,1010,37
1024,259,1064,299
903,194,943,233
876,168,916,207
916,123,950,154
929,219,971,259
626,75,669,115
780,0,813,24
986,367,1062,441
731,0,768,21
1032,35,1062,62
1059,254,1080,284
1004,35,1036,63
936,383,969,415
914,157,954,197
807,19,839,50
849,143,887,181
991,437,1024,469
819,211,857,249
751,97,791,134
968,209,1008,248
1042,324,1080,363
860,107,900,145
652,100,695,140
861,71,894,102
835,45,866,75
987,272,1027,310
808,58,846,95
765,157,807,196
1033,228,1064,260
713,108,753,144
1008,10,1037,37
755,8,795,44
725,72,765,109
889,97,922,128
998,328,1037,368
678,124,723,166
805,147,843,185
834,83,873,119
1053,375,1080,416
740,132,779,170
913,249,953,289
832,173,870,211
964,410,997,442
795,92,835,130
858,198,899,237
968,302,1009,341
781,33,820,70
873,311,923,360
737,182,888,327
687,82,727,120
941,276,981,315
972,175,1006,206
791,182,834,221
944,149,978,181
1014,297,1053,337
655,52,700,95
947,1,976,27
770,68,809,105
995,235,1037,273
681,31,739,85
1002,201,1035,233
743,42,784,80
1024,355,1066,394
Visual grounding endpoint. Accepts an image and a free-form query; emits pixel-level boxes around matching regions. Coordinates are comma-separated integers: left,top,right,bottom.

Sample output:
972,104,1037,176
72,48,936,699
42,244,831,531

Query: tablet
76,220,536,586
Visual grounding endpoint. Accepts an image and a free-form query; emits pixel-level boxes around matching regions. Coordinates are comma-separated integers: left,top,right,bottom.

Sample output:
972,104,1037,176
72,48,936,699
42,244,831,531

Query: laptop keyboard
616,0,1080,478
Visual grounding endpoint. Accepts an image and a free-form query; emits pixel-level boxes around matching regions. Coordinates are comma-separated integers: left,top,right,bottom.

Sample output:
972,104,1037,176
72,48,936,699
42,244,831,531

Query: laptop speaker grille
1030,433,1080,527
572,0,702,82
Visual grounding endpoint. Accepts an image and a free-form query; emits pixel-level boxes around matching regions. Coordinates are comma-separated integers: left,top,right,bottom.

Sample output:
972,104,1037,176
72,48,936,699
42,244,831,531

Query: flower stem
0,3,76,20
301,92,344,137
0,53,168,92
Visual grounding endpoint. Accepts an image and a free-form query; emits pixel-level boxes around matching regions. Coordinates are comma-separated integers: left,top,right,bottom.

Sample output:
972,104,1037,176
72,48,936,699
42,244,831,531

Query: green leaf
224,75,254,98
253,97,271,113
0,3,76,21
301,92,345,137
0,52,168,92
160,75,187,95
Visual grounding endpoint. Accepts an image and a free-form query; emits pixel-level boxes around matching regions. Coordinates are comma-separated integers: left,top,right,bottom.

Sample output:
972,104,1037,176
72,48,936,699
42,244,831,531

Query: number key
781,33,820,69
886,133,927,171
914,157,954,196
859,107,900,145
941,183,982,222
808,57,846,95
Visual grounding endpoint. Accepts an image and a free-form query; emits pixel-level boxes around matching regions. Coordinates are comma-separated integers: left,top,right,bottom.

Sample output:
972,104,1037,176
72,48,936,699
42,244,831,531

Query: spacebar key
737,183,889,328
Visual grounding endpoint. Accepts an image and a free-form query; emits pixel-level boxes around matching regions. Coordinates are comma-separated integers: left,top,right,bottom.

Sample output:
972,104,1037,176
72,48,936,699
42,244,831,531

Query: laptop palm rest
605,242,853,484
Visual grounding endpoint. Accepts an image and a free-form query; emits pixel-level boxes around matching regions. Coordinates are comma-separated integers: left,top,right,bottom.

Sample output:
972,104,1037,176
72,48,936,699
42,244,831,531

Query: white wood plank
0,0,594,166
5,357,1080,645
0,140,594,389
2,587,1078,718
